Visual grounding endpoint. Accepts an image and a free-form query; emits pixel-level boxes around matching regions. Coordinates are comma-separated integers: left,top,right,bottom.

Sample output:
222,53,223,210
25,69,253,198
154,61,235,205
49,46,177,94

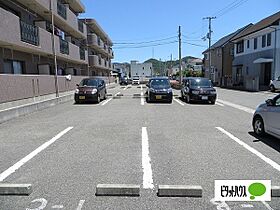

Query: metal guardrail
59,38,69,55
20,21,39,46
57,1,67,20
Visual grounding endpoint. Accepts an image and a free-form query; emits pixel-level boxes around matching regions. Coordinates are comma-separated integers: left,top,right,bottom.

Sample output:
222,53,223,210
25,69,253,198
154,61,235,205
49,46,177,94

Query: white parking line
216,102,225,107
216,99,255,114
76,200,85,210
142,127,154,189
0,127,73,182
141,85,143,91
262,201,274,210
101,98,113,106
141,92,145,105
173,98,185,106
114,92,121,96
216,127,280,172
123,86,128,90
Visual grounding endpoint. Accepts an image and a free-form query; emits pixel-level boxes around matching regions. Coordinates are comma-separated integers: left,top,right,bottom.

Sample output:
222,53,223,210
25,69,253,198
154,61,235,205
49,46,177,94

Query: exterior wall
131,61,153,79
222,43,234,87
0,74,87,103
210,47,223,85
232,24,280,90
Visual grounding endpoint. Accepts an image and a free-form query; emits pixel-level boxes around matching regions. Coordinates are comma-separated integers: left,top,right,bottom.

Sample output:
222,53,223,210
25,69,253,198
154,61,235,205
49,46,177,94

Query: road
0,85,279,210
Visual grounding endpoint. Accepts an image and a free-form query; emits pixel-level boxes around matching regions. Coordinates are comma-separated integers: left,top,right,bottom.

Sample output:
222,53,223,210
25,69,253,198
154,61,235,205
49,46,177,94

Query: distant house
202,24,252,86
113,63,130,77
231,11,280,91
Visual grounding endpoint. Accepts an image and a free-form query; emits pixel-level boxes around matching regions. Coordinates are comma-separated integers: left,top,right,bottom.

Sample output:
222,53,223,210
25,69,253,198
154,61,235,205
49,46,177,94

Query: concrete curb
0,94,73,124
96,184,140,196
272,186,280,197
0,184,32,196
157,185,203,197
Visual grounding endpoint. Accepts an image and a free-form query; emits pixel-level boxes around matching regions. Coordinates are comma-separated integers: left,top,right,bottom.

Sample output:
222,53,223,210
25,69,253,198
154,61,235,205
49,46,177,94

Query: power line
114,40,178,49
213,0,249,18
114,36,177,45
182,42,207,48
113,33,177,42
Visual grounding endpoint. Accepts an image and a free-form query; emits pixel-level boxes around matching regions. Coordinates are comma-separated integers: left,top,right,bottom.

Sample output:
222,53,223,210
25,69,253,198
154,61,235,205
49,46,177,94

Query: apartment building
0,0,88,76
231,11,280,91
131,60,153,80
83,18,114,77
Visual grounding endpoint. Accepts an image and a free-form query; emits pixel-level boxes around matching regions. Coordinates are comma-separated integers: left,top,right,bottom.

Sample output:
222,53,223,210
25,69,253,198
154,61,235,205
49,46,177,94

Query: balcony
57,1,67,20
59,38,69,55
89,55,108,70
20,21,39,46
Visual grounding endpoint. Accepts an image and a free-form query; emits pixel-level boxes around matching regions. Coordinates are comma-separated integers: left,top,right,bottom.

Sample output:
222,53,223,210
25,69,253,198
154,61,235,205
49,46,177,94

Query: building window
247,40,250,49
143,67,144,70
262,35,266,48
3,60,25,74
254,38,258,50
205,53,208,60
267,33,272,46
236,41,244,54
230,47,234,56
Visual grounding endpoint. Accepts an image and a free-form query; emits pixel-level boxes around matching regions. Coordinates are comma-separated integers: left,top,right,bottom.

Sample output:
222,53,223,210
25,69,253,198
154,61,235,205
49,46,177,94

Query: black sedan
119,77,128,85
181,77,217,104
146,77,173,103
75,78,107,104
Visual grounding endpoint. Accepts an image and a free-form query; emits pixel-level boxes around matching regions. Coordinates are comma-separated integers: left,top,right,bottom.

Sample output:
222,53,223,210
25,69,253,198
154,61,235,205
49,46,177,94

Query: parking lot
0,85,280,210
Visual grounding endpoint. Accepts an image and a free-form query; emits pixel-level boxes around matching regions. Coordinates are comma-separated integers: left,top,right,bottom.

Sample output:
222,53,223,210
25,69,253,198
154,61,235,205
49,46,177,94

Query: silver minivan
253,94,280,139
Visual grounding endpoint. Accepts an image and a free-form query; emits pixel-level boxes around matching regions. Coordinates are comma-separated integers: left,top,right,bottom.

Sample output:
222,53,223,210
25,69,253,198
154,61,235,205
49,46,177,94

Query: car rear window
80,79,98,87
150,79,170,87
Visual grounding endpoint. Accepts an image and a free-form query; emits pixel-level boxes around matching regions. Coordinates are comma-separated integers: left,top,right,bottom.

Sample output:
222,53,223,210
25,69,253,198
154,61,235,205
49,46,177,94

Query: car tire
168,99,172,104
185,95,190,103
181,91,184,100
210,100,216,105
75,100,80,104
104,92,107,100
97,95,101,104
270,85,276,92
146,95,151,103
253,116,265,136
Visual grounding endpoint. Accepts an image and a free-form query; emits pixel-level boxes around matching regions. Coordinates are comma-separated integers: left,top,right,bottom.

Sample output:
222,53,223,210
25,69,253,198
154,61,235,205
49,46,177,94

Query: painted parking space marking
216,102,225,107
141,92,145,105
216,99,255,114
101,98,113,106
76,200,85,210
173,98,185,106
142,127,154,189
216,127,280,172
114,92,121,96
0,127,73,182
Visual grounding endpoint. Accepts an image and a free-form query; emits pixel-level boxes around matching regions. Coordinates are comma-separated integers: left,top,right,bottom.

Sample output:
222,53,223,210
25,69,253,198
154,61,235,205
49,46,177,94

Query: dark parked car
75,78,107,104
181,77,217,104
146,77,173,103
120,77,128,85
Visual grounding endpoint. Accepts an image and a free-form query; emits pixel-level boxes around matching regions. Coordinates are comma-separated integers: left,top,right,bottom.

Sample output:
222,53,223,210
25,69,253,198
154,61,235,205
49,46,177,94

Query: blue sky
81,0,280,63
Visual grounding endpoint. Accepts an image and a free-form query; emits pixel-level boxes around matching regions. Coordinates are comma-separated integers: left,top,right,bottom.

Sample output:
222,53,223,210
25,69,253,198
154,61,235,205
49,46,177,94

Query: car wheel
210,100,216,105
270,85,276,92
253,116,265,136
185,95,190,103
146,95,150,103
97,95,101,104
104,92,107,100
75,100,80,104
181,91,184,100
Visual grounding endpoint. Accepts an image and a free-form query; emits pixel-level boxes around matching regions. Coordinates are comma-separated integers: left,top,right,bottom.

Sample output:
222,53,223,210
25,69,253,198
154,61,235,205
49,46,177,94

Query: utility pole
178,26,182,84
203,16,216,80
50,0,59,97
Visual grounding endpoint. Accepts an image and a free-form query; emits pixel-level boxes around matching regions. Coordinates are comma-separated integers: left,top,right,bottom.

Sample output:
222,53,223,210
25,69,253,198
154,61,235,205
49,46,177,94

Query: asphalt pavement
0,85,279,210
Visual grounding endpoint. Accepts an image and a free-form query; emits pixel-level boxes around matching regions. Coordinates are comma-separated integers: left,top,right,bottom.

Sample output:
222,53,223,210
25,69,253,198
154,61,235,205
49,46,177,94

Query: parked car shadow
249,132,280,153
178,97,214,105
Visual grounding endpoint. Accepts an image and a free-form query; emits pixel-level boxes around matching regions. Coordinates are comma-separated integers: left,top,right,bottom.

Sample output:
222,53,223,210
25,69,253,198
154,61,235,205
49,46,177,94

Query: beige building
82,19,114,77
0,0,90,76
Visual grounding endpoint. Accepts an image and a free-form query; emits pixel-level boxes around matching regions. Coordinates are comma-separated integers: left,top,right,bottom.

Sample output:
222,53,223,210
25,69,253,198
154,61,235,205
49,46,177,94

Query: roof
232,11,280,41
202,24,252,54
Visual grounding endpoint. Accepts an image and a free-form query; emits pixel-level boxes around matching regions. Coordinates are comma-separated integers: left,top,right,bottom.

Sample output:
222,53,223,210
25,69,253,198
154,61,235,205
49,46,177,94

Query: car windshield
150,79,170,88
80,79,98,87
190,79,212,88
